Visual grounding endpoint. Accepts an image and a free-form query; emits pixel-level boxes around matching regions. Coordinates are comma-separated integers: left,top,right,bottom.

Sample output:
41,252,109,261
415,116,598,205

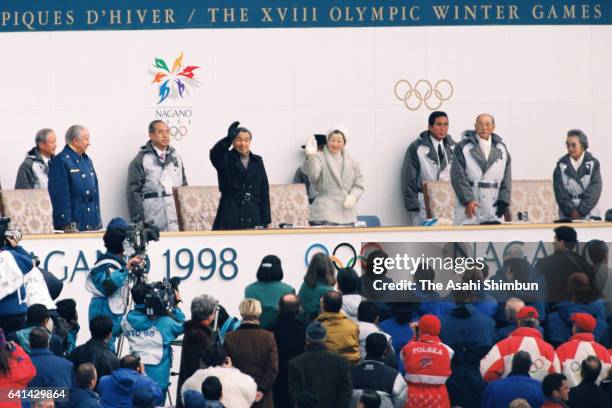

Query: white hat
327,124,349,140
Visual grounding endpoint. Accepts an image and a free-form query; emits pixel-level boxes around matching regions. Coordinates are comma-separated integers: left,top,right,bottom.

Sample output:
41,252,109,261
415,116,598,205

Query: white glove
305,135,317,156
343,194,356,209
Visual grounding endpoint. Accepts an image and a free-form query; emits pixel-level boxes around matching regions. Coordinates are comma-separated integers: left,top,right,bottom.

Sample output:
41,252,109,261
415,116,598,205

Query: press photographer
0,218,37,334
120,279,185,399
86,217,148,351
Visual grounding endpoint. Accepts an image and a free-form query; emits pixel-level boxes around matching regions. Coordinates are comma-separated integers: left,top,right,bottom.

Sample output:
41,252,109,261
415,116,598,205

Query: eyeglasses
566,142,580,148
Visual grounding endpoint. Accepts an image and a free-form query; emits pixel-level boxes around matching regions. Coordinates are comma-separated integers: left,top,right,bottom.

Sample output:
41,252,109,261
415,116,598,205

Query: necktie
160,152,166,162
438,144,447,169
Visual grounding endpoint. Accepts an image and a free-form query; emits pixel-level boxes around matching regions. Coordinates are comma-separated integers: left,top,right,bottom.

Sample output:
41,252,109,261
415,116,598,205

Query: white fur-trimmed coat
181,366,257,408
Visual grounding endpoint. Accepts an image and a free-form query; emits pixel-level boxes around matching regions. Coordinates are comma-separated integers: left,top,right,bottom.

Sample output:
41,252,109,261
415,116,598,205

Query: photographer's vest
86,258,129,315
120,315,163,365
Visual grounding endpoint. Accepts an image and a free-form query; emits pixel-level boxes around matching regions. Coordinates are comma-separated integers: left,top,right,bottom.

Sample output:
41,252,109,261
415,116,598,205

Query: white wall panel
0,25,609,226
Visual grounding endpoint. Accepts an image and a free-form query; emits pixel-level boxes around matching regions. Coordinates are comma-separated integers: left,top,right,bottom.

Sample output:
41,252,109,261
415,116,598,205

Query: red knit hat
419,314,441,336
571,313,596,333
517,306,539,320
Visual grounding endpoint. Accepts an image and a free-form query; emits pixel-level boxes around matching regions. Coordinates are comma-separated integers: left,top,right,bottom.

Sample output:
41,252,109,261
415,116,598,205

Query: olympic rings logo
529,358,545,373
304,242,385,271
170,125,188,140
393,79,454,111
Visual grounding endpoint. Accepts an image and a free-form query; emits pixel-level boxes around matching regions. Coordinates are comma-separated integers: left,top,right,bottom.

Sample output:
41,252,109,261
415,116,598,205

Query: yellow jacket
316,311,360,365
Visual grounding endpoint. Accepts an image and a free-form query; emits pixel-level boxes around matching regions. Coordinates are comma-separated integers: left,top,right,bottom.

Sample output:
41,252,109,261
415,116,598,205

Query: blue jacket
28,348,73,388
440,304,496,408
440,304,496,361
0,246,34,316
182,392,226,408
412,287,443,317
379,317,414,374
98,368,163,408
437,291,498,319
48,145,101,231
547,300,608,347
65,322,80,355
183,390,206,408
121,305,185,391
482,374,544,408
68,388,102,408
88,252,129,349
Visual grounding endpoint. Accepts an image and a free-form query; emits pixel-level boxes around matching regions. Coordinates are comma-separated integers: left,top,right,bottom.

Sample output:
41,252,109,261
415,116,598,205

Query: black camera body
123,217,160,281
143,277,181,319
123,217,160,257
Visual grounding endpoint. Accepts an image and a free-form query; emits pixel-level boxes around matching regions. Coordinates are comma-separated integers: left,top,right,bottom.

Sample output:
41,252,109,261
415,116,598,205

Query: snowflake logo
150,52,200,104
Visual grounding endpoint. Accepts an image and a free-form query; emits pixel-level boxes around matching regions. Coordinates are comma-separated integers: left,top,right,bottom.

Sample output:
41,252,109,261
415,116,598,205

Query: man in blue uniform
48,125,102,231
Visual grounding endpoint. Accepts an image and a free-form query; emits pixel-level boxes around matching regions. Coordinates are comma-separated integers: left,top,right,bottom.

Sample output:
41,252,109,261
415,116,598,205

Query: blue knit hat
107,217,129,230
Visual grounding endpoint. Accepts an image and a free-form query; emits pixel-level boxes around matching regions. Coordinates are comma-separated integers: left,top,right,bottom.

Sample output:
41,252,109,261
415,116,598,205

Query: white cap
327,124,349,140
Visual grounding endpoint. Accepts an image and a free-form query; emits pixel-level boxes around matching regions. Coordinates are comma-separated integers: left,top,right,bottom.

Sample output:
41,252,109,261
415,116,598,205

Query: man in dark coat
68,363,103,408
568,356,611,408
270,294,306,408
68,315,119,381
536,226,593,302
210,121,271,230
288,321,352,408
176,295,218,408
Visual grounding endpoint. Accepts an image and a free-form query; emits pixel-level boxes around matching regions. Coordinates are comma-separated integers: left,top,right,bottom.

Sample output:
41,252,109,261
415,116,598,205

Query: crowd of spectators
1,225,612,408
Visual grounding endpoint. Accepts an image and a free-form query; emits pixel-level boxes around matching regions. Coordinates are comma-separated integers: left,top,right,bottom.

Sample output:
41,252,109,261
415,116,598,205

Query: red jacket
480,326,560,382
541,398,568,407
0,343,37,408
402,334,453,408
556,332,611,387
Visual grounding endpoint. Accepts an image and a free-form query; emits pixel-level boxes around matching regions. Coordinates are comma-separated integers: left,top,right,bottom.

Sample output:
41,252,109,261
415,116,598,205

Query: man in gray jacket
15,128,57,189
451,113,511,225
126,120,187,231
401,111,455,226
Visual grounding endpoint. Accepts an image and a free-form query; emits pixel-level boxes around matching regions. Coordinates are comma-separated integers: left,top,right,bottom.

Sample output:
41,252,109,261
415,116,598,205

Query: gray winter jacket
401,131,455,225
451,131,511,225
126,141,187,231
553,151,602,219
302,147,364,224
15,147,52,189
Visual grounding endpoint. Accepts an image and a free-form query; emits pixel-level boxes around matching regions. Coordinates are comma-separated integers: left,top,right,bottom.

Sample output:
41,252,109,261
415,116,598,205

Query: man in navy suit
48,125,102,231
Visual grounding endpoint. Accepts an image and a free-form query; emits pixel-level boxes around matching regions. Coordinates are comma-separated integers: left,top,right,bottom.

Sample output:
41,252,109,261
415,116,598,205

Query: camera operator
120,281,185,398
0,219,36,334
86,218,144,351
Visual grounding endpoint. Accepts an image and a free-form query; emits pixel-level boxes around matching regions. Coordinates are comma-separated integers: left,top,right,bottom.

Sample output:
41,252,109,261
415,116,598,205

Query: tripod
115,267,148,357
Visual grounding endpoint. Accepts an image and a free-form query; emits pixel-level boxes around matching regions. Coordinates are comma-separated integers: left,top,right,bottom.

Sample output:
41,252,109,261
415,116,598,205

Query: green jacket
298,282,333,324
245,280,295,328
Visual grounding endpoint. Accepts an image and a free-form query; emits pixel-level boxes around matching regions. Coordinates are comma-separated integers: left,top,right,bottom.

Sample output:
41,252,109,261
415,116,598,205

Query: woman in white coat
302,125,365,225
